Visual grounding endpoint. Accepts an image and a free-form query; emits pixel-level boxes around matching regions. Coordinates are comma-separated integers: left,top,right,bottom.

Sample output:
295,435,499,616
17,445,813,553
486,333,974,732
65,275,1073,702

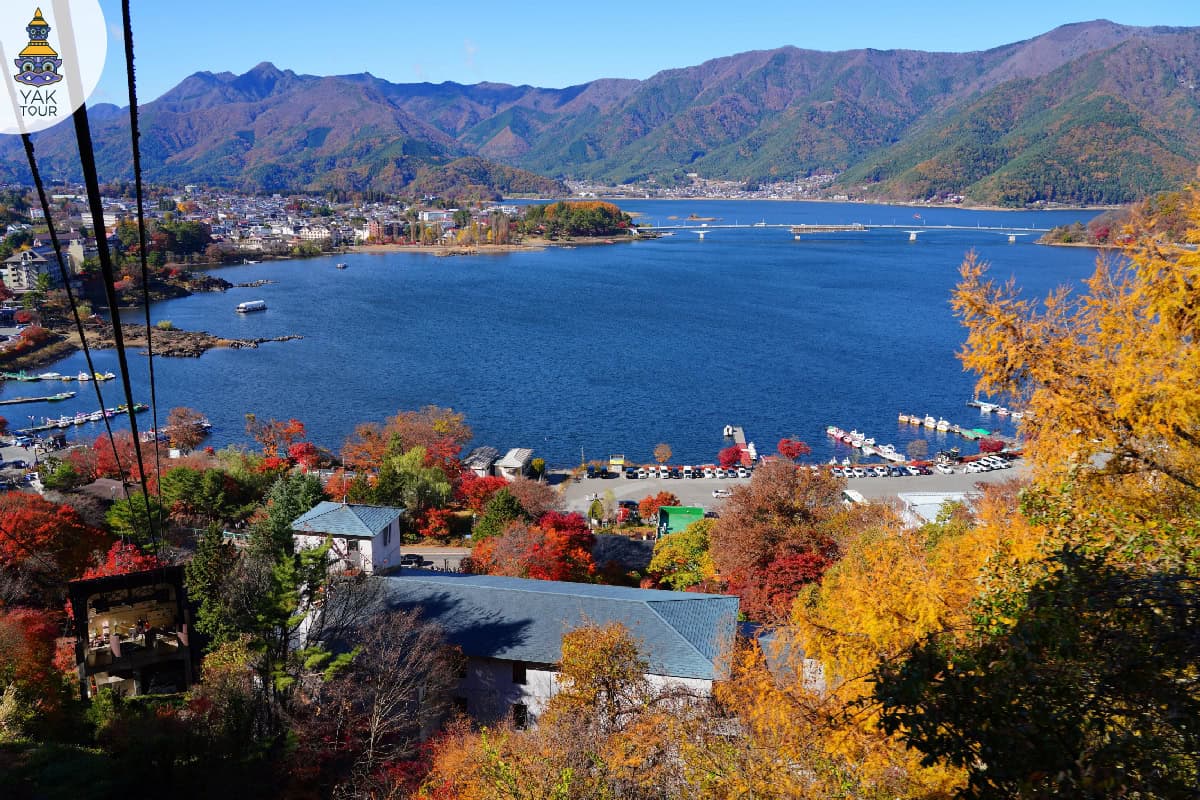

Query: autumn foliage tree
0,491,108,602
717,445,741,468
637,491,679,524
952,193,1200,512
471,512,595,582
341,406,472,473
0,608,69,738
710,461,845,621
165,406,209,452
776,438,812,461
455,473,508,513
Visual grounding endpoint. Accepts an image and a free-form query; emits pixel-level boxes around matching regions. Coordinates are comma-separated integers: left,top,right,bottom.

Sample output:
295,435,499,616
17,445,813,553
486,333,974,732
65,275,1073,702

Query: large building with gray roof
374,571,739,727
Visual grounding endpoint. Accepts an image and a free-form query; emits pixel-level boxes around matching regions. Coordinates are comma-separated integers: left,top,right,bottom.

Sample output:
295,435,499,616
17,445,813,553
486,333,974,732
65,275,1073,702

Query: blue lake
11,200,1103,467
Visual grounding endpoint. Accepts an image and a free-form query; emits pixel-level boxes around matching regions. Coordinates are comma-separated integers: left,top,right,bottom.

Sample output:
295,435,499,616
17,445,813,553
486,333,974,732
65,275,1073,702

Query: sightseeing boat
236,300,268,313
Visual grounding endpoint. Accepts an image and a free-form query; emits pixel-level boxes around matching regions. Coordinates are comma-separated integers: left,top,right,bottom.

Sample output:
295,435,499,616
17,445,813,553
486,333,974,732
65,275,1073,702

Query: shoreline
567,195,1118,213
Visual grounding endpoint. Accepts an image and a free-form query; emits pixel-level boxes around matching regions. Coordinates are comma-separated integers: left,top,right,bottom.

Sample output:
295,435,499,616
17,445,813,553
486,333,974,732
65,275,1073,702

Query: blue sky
89,0,1200,104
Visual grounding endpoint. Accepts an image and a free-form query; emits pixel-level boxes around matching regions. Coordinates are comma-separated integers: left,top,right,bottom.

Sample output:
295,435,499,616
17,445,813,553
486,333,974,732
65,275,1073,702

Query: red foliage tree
777,438,812,461
979,438,1004,454
456,473,508,513
710,460,845,622
92,431,144,480
13,310,32,324
245,415,307,458
470,513,595,583
0,491,109,583
287,441,320,470
64,447,98,481
417,508,454,541
0,416,7,436
423,436,463,484
81,541,163,580
0,608,67,721
638,491,680,524
718,445,742,468
730,550,832,622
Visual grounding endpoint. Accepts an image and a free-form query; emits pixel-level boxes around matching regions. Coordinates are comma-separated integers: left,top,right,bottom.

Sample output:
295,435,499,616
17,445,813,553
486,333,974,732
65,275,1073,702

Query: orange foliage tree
637,491,679,524
341,406,472,473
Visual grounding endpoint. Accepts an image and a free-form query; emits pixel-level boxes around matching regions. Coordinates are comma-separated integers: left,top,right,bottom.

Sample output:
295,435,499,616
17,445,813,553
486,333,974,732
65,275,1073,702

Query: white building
2,249,61,291
372,573,739,728
291,502,405,574
495,447,533,481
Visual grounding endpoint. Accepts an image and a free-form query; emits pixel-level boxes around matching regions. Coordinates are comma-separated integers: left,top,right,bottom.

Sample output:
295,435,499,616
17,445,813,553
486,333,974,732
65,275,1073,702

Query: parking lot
557,458,1030,515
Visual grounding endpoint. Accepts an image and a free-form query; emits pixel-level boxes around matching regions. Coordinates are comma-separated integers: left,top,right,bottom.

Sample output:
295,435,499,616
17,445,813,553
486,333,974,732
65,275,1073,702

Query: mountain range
5,20,1199,205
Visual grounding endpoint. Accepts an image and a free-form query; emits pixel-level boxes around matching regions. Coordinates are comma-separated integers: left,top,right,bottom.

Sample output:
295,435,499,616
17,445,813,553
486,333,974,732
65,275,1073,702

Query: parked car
585,465,596,478
637,467,648,479
830,466,843,478
936,463,954,475
852,467,867,478
906,466,921,476
873,466,889,478
399,554,424,568
712,488,732,498
736,467,750,478
625,468,637,479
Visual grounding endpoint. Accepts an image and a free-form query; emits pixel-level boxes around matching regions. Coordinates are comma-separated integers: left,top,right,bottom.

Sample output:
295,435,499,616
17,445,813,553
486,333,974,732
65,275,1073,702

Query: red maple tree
777,438,812,461
455,473,508,513
0,491,109,582
80,541,163,580
718,445,742,468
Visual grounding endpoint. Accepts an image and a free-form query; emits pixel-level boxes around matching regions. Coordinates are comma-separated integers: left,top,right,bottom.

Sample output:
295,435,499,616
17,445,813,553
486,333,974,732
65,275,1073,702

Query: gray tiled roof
376,572,739,680
292,501,404,539
463,446,500,470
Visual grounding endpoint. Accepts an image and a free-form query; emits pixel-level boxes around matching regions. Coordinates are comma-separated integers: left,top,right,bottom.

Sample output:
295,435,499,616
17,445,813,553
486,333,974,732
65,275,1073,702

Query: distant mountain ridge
4,20,1198,204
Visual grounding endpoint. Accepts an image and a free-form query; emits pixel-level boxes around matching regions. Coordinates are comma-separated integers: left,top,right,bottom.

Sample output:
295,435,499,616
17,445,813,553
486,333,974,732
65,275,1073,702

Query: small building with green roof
656,506,706,538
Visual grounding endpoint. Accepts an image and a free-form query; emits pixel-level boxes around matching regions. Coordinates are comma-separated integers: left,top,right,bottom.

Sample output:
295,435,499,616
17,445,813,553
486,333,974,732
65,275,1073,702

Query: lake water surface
12,200,1103,466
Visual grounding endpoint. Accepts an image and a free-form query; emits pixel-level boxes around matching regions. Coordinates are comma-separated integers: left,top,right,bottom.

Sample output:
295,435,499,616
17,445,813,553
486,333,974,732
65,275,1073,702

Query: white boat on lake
236,300,268,313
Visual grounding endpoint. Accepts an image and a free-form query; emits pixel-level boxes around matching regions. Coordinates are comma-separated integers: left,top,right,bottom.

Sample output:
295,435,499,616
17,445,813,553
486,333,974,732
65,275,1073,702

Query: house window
346,540,359,552
383,524,391,547
512,702,528,730
512,661,526,685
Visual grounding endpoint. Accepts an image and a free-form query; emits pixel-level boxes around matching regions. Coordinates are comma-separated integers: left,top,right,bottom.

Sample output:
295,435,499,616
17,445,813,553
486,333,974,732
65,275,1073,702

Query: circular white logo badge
0,2,107,135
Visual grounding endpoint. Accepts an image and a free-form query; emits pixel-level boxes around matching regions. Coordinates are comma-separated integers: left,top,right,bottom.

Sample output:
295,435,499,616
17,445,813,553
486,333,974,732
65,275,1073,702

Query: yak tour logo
1,2,106,135
14,8,64,88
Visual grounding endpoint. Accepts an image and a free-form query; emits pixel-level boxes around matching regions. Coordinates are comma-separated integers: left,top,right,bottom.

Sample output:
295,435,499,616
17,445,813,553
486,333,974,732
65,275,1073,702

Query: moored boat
923,415,937,428
236,300,268,313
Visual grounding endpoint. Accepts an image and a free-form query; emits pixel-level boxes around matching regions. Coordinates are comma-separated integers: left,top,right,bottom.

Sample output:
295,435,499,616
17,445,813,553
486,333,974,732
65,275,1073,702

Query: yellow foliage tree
952,188,1200,516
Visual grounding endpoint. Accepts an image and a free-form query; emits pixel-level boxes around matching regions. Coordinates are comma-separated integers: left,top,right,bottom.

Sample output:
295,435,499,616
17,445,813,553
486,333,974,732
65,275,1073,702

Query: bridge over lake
633,221,1051,242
